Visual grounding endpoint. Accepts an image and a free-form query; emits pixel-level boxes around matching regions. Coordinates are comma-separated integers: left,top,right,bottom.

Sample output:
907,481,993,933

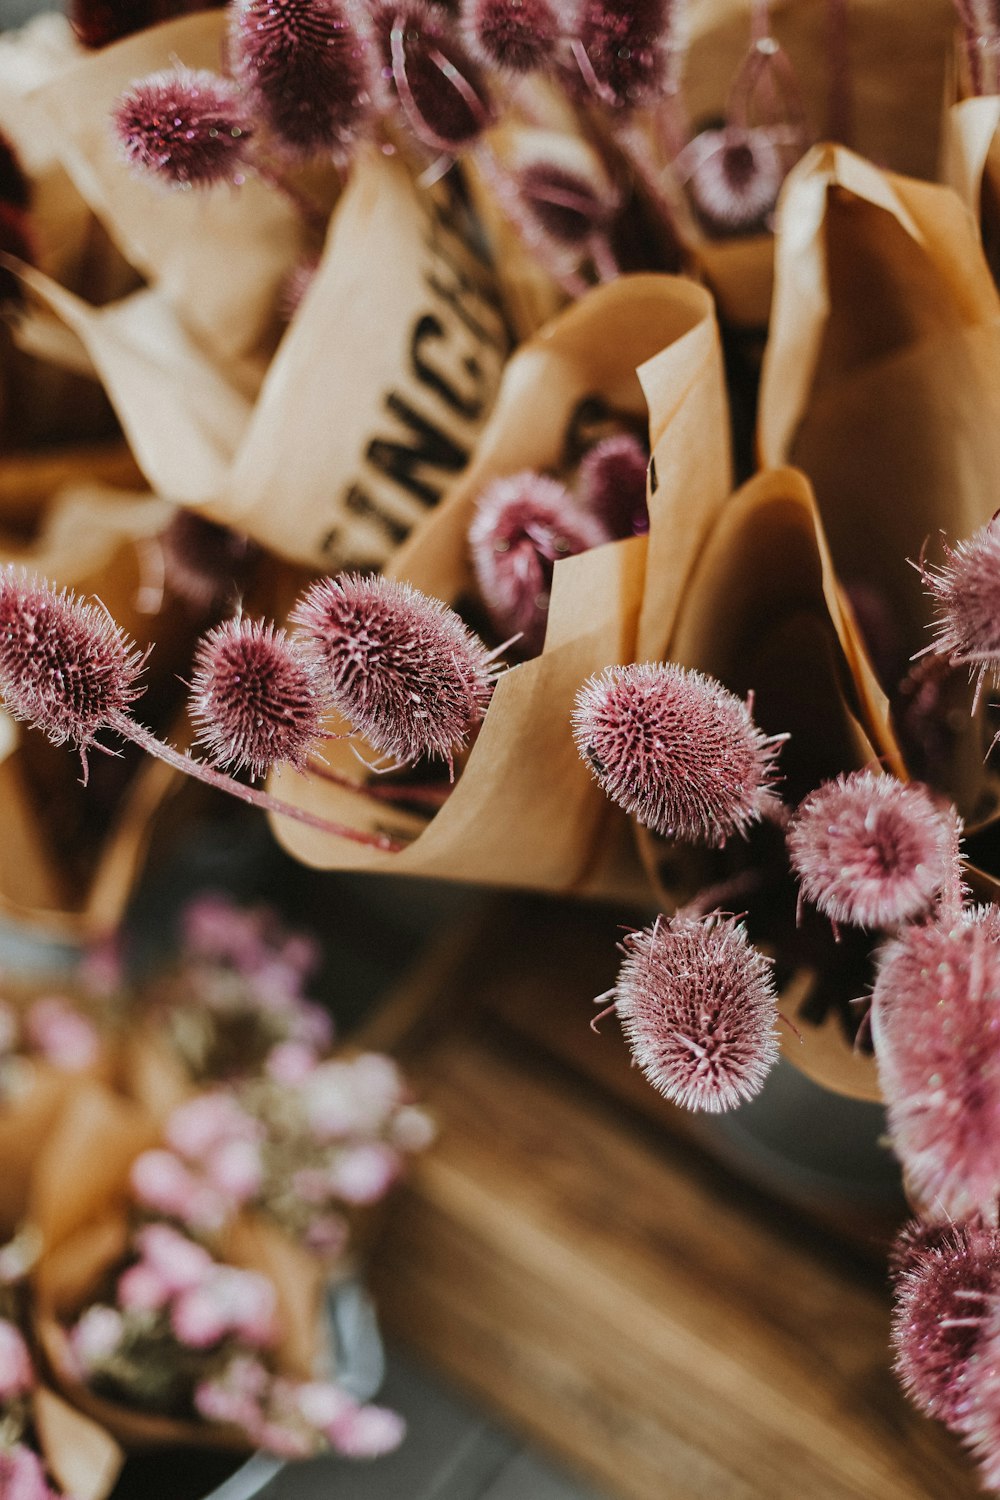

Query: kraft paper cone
759,144,1000,821
661,468,893,1103
33,1385,123,1500
264,275,730,901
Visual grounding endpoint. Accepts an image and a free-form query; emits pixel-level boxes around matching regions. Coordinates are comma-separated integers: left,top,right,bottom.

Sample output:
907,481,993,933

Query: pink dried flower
921,517,1000,704
229,0,377,159
0,1446,53,1500
117,1260,171,1314
330,1402,407,1457
787,771,958,930
958,1301,1000,1488
172,1266,277,1350
290,573,496,769
204,1137,265,1203
469,471,610,655
195,1352,269,1431
376,1,495,154
160,512,258,615
0,568,146,771
574,0,675,109
515,158,619,249
266,1041,319,1085
391,1103,436,1152
24,997,100,1072
872,916,1000,1222
0,1318,33,1401
890,1219,1000,1429
460,0,562,72
577,432,649,538
70,1305,125,1372
573,662,785,845
612,914,780,1112
131,1149,226,1230
684,126,785,233
295,1380,355,1430
189,617,330,779
329,1142,402,1204
114,68,254,189
166,1093,261,1159
134,1224,214,1294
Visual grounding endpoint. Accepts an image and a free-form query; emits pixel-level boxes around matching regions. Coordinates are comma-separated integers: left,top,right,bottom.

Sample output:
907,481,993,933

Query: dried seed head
376,1,495,153
469,471,610,656
921,517,1000,701
189,617,330,780
573,662,784,845
872,914,1000,1223
959,1301,1000,1489
575,0,675,109
290,573,495,768
613,914,780,1112
684,126,785,233
515,158,618,247
460,0,563,73
114,68,254,188
577,432,649,537
0,567,146,762
161,512,258,614
787,771,957,930
890,1218,1000,1429
230,0,378,159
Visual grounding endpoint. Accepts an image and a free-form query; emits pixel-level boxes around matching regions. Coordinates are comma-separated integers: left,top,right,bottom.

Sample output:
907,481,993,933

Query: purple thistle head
577,432,649,538
921,517,1000,702
515,157,619,248
230,0,378,160
114,68,254,189
460,0,563,73
290,574,496,769
0,567,146,765
959,1300,1000,1489
375,1,495,154
890,1218,1000,1429
574,0,675,110
873,915,1000,1223
787,771,958,930
683,127,785,235
188,617,330,780
572,661,784,846
613,914,780,1112
469,471,610,656
161,513,258,614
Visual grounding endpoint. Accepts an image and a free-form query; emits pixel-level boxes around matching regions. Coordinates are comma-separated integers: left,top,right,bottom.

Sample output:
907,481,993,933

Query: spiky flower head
572,661,784,846
460,0,563,73
574,0,676,110
0,568,146,767
577,432,649,537
189,617,330,780
114,68,254,189
469,471,610,656
290,574,495,769
515,157,619,248
375,1,495,154
230,0,377,160
872,914,1000,1223
613,914,779,1112
787,771,957,930
890,1218,1000,1430
684,126,785,234
161,513,258,614
921,517,1000,703
958,1299,1000,1489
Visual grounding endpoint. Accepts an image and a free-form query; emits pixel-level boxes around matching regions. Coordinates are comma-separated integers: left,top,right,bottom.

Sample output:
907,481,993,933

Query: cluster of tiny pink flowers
0,1447,63,1500
0,1317,66,1500
131,1093,267,1234
0,991,102,1098
195,1361,404,1460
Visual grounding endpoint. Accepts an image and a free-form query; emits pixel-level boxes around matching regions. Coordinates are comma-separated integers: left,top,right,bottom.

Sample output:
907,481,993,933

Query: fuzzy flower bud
376,1,495,154
573,661,784,845
685,126,785,234
291,573,496,769
515,158,619,249
469,471,610,655
574,0,675,110
0,1318,33,1401
922,516,1000,703
611,914,780,1112
577,432,649,537
460,0,562,72
114,68,254,189
787,771,958,929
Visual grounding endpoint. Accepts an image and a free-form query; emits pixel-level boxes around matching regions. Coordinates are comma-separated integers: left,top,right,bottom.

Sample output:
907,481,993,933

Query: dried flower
577,432,649,537
872,915,1000,1222
958,1301,1000,1489
160,512,258,614
0,1317,33,1402
229,0,377,159
24,996,100,1072
460,0,563,72
921,516,1000,705
376,0,495,153
684,126,785,233
0,1446,54,1500
114,68,254,189
890,1218,1000,1428
787,771,957,929
574,0,675,109
469,471,610,655
189,617,331,779
573,661,784,845
290,573,496,769
171,1266,277,1350
515,157,619,248
70,1305,125,1372
612,914,780,1112
0,568,146,770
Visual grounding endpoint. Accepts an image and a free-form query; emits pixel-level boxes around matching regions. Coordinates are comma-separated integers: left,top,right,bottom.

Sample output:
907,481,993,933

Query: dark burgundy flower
460,0,563,73
577,432,649,537
574,0,675,110
375,1,495,154
114,68,254,188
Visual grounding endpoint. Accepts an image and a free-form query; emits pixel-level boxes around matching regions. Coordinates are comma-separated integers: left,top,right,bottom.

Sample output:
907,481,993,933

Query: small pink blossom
330,1402,407,1457
70,1305,124,1372
172,1267,277,1350
131,1149,226,1230
134,1224,214,1294
329,1143,402,1204
0,1445,54,1500
391,1105,436,1153
254,1419,316,1459
205,1137,264,1203
267,1041,319,1086
117,1260,170,1314
25,996,100,1072
166,1092,261,1159
195,1353,269,1432
0,1318,33,1400
295,1380,355,1430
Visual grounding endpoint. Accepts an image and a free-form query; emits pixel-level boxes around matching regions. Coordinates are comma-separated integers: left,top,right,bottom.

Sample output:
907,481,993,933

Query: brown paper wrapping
660,467,890,1102
759,143,1000,821
33,1385,123,1500
261,275,730,900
